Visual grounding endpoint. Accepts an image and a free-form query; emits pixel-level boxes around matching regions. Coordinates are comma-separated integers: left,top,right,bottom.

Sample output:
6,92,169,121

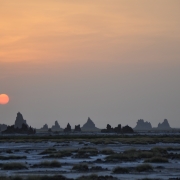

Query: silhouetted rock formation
0,124,7,132
2,112,35,134
74,125,81,132
101,124,114,133
3,124,36,134
101,124,133,133
81,117,100,132
28,126,36,134
3,125,16,134
64,123,71,132
107,124,114,132
83,117,95,128
122,125,134,133
134,119,152,130
14,112,27,128
40,124,48,131
157,119,171,130
114,124,122,133
51,121,63,132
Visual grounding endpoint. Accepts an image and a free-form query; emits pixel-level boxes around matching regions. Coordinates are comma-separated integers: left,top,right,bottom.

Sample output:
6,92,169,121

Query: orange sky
0,1,180,128
1,0,180,63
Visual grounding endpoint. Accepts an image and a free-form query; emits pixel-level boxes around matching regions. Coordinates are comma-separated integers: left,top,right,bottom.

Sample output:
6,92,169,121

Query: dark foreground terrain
0,134,180,180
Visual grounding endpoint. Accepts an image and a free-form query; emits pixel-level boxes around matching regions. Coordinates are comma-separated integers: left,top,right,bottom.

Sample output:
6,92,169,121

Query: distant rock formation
51,121,63,132
2,112,35,134
134,119,152,130
40,124,49,131
82,117,95,129
122,125,134,133
0,124,7,132
14,112,27,128
114,124,122,133
107,124,114,132
64,123,71,132
101,124,115,133
81,117,100,132
157,119,171,130
74,124,81,132
101,124,134,133
3,124,36,134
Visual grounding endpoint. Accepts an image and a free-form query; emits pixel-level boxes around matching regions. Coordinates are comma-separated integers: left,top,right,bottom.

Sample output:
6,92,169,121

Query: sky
0,0,180,129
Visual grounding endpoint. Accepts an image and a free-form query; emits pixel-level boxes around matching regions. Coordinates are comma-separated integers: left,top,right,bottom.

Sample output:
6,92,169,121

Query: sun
0,94,10,105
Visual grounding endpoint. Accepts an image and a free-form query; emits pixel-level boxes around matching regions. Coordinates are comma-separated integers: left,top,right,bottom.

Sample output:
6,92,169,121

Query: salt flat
0,135,180,180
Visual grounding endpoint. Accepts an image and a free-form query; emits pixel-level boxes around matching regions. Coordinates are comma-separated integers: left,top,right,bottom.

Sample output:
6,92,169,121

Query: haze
0,0,180,129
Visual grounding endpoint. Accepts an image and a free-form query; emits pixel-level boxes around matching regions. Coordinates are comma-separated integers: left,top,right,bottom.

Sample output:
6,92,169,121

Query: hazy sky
0,0,180,129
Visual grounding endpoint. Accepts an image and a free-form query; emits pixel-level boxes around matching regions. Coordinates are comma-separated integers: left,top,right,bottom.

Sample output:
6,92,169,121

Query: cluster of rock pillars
0,112,172,134
2,112,36,134
134,119,171,130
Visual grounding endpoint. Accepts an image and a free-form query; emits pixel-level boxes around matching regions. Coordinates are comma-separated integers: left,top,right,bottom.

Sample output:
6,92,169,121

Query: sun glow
0,94,10,105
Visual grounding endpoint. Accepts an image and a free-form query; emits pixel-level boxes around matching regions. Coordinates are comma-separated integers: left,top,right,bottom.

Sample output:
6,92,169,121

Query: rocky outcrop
101,124,115,133
101,124,133,133
157,119,171,130
14,112,27,128
82,117,95,129
114,124,122,133
122,125,134,133
0,124,7,132
134,119,152,130
107,124,114,132
81,117,100,132
64,123,71,132
74,124,81,132
40,124,49,131
3,124,36,134
2,112,35,134
51,121,63,132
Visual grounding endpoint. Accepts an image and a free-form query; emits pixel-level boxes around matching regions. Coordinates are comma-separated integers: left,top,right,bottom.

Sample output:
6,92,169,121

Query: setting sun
0,94,10,105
